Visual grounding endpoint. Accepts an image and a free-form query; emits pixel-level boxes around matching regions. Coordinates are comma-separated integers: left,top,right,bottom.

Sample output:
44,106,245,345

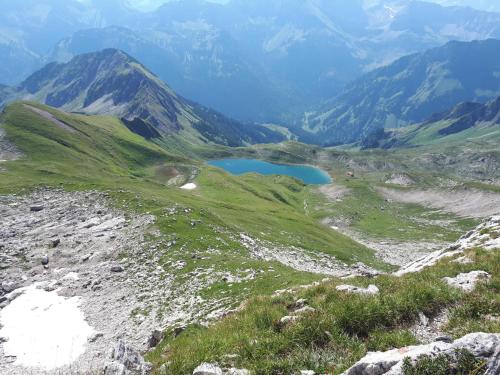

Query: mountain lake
208,159,332,185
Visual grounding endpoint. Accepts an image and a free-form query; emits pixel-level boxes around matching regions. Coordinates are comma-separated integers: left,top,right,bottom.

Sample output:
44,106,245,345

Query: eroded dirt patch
377,187,500,219
23,104,76,133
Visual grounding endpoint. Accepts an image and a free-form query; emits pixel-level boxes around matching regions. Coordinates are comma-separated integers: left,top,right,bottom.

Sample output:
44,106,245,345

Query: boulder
30,205,44,212
341,332,500,375
336,284,379,295
111,265,125,273
294,306,316,315
106,341,152,375
104,362,127,375
294,299,308,309
192,363,223,375
148,329,164,348
41,255,49,267
442,271,490,292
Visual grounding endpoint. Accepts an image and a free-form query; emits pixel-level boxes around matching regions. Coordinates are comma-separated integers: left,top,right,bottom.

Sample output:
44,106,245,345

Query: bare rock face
341,332,500,375
442,271,491,292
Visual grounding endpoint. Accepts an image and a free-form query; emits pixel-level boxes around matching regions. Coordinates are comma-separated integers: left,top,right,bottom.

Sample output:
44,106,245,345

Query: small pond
208,158,332,185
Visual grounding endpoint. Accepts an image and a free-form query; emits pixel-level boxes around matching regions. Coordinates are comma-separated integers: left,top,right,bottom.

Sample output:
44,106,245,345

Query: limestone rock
294,306,316,315
104,362,127,375
225,368,250,375
294,299,308,309
193,363,223,375
336,284,379,295
341,332,500,375
106,341,152,375
443,271,490,292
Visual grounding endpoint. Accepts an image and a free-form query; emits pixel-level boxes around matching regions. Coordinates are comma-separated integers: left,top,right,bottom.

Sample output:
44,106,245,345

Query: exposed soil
23,105,76,134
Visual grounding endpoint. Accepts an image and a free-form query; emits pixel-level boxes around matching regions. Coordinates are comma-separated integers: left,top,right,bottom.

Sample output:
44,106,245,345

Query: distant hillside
363,96,500,149
5,49,283,147
307,39,500,145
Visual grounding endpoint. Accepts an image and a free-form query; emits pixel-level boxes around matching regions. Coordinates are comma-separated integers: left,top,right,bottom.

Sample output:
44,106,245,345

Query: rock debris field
0,189,234,374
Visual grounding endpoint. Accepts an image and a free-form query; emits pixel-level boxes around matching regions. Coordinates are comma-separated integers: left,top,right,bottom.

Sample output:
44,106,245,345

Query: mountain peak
18,48,182,133
8,49,283,146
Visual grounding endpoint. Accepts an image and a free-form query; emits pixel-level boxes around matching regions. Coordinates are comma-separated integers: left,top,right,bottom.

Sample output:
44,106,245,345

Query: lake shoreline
207,158,332,185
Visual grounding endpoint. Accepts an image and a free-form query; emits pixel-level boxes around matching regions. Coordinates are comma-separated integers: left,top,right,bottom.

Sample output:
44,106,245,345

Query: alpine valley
0,1,499,375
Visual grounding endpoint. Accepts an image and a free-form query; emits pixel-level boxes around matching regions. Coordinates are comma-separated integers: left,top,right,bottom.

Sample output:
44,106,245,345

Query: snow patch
0,284,94,370
180,183,197,190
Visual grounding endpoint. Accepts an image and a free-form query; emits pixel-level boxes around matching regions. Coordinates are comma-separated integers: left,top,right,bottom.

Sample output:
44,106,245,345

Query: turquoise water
208,159,332,185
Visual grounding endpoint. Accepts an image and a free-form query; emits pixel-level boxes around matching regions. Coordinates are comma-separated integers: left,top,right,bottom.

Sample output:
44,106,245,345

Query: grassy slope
0,101,387,313
2,102,497,375
151,247,499,374
384,120,500,150
196,141,482,244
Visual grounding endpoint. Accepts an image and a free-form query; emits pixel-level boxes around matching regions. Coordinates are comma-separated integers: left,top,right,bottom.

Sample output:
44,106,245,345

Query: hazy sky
125,0,499,12
128,0,229,11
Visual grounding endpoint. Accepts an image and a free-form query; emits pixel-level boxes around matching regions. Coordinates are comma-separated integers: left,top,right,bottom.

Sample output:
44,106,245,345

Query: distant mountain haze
4,49,283,146
1,0,500,124
367,95,500,149
306,39,500,145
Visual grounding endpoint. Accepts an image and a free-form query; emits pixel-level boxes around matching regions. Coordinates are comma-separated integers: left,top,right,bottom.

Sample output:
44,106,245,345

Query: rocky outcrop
193,364,223,375
341,333,500,375
443,271,491,292
395,216,500,276
336,284,379,295
192,363,250,375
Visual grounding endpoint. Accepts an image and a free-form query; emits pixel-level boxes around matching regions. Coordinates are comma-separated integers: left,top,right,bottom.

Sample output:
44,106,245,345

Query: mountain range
2,49,282,147
2,0,500,123
361,95,500,149
305,39,500,145
3,38,499,148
